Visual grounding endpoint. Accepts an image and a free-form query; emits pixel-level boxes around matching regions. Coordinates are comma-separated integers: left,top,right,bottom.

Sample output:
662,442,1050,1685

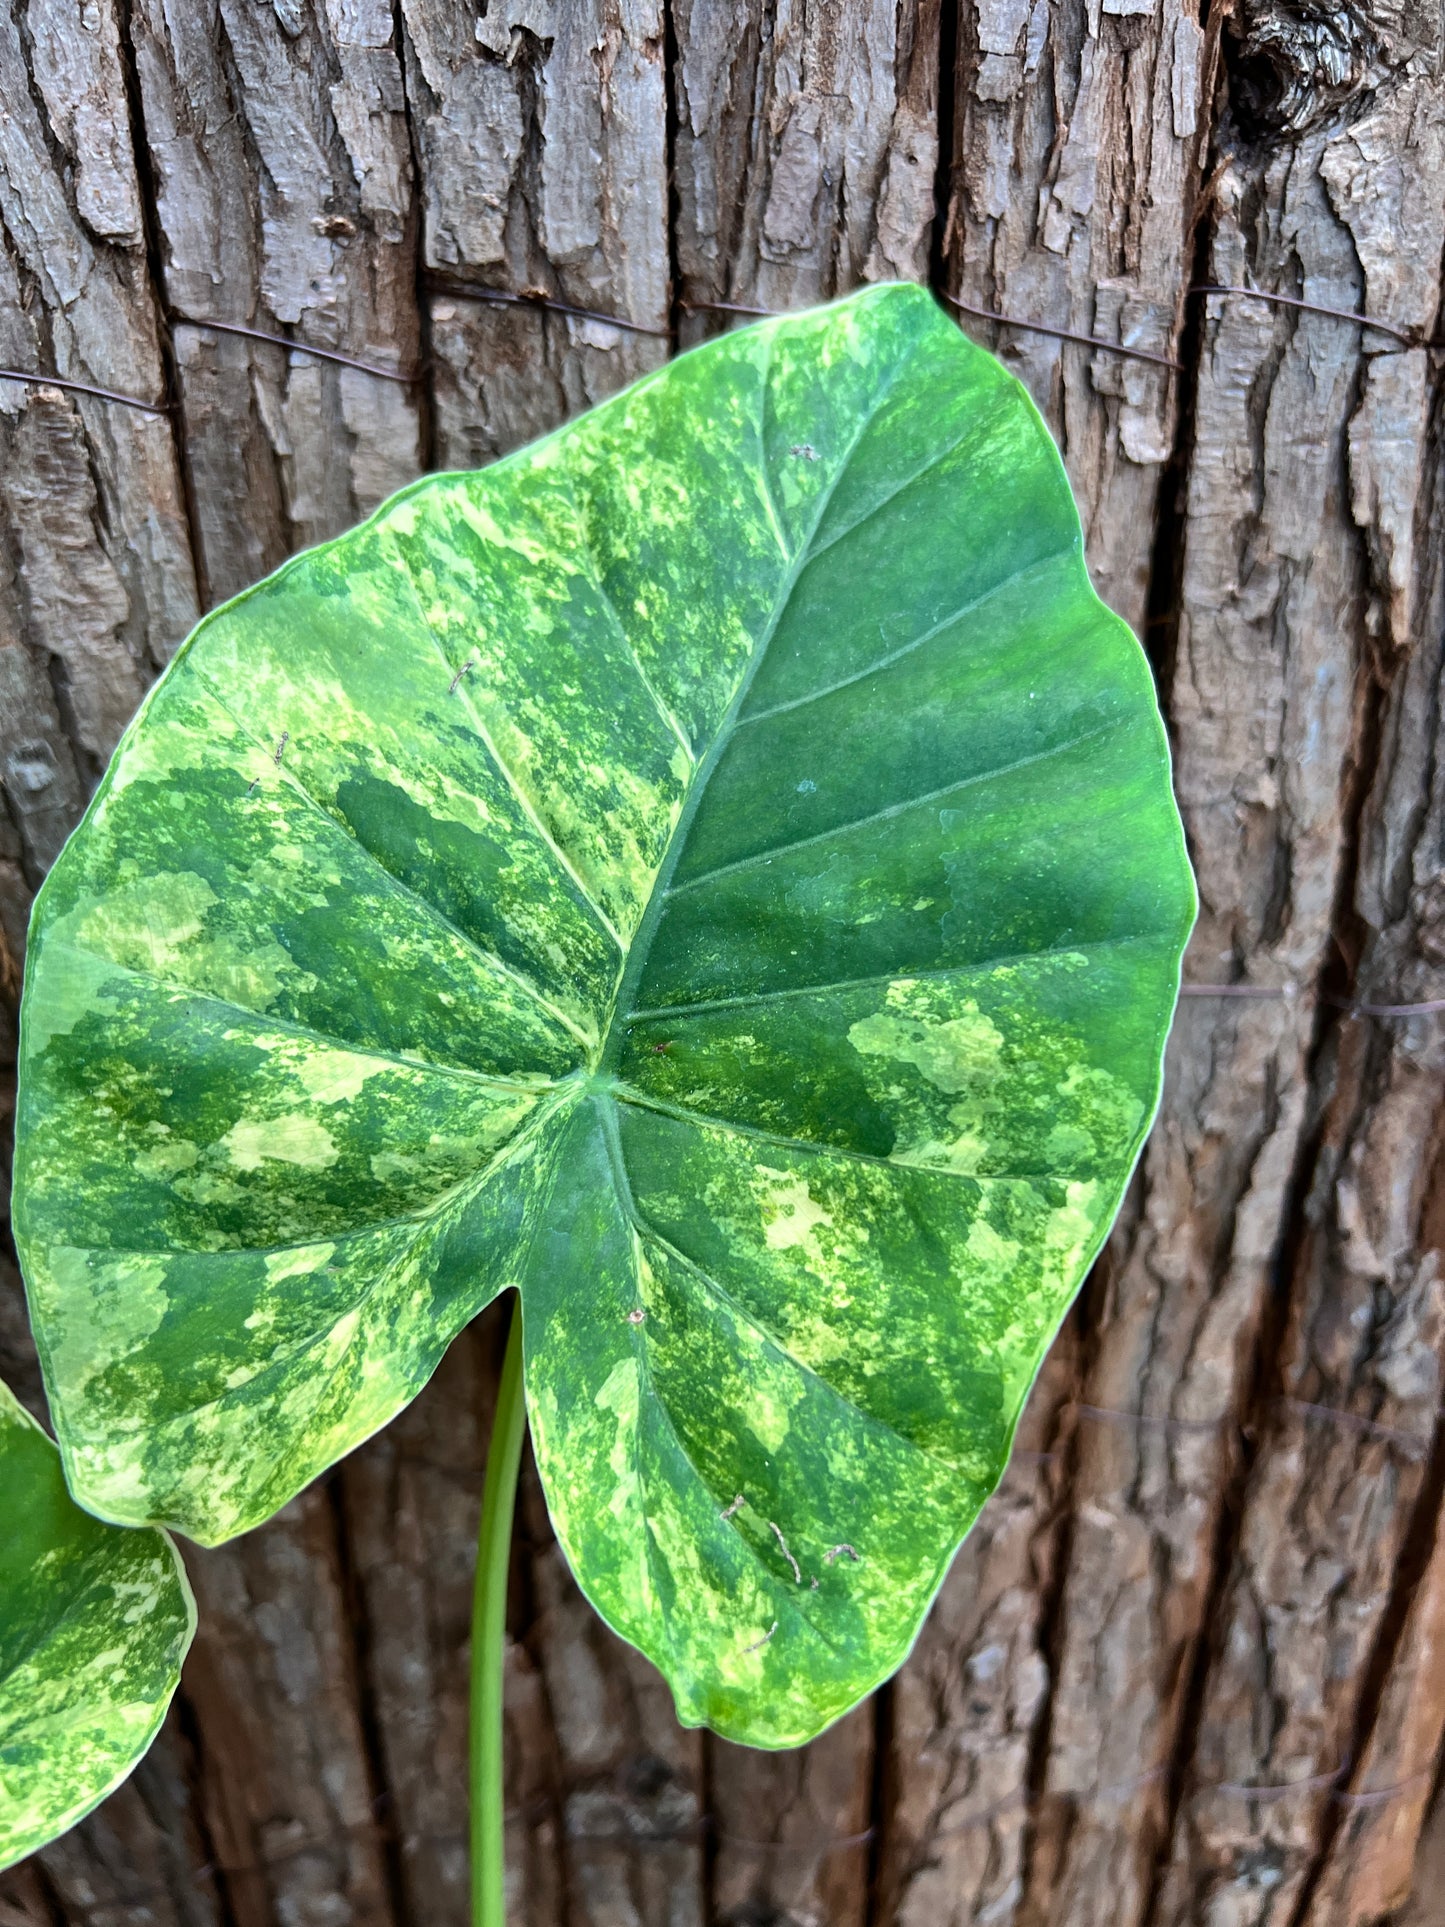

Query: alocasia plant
10,283,1194,1913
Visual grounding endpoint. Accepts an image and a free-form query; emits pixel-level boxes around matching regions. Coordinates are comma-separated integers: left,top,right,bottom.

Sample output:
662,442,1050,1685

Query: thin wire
929,1765,1170,1842
1074,1401,1227,1436
939,290,1186,371
1210,1761,1348,1801
13,280,1428,417
422,272,672,339
1334,1767,1436,1810
1180,982,1299,1001
1189,283,1421,349
714,1823,875,1854
682,296,778,320
0,367,171,413
686,289,1187,371
170,313,419,383
1332,993,1445,1018
1181,982,1445,1018
56,1751,1435,1912
1280,1395,1435,1458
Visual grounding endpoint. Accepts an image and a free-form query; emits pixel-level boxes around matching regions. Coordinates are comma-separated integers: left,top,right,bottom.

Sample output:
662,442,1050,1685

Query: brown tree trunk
3,5,1444,1924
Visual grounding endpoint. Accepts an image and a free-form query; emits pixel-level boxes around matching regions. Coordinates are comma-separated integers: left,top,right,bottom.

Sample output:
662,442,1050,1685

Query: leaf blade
16,283,1195,1743
0,1380,194,1869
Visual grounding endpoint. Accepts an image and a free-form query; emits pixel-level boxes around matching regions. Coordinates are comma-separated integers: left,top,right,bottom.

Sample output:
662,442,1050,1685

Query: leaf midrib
597,338,917,1074
597,1098,849,1653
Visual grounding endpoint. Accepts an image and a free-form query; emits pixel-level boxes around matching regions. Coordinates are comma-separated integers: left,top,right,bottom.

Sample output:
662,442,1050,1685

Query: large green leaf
0,1378,194,1868
15,283,1194,1746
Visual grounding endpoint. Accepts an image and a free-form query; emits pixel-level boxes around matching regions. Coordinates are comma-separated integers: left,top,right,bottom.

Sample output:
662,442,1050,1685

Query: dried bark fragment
335,1334,492,1927
708,1705,871,1927
401,2,670,466
0,0,198,856
671,0,941,327
127,0,424,604
528,1532,705,1927
1397,1773,1445,1927
1299,1443,1445,1924
180,1490,398,1927
336,1321,574,1927
942,0,1214,629
0,1864,51,1927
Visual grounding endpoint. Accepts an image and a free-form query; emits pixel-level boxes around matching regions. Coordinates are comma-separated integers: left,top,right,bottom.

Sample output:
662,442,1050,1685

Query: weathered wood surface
3,4,1445,1924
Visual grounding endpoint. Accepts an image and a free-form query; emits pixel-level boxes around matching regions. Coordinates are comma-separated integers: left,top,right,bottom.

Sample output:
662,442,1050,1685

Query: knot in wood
1228,3,1382,138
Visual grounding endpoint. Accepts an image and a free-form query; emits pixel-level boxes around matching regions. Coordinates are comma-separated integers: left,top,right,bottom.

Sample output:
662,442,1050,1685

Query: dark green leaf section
0,1379,194,1868
16,283,1195,1742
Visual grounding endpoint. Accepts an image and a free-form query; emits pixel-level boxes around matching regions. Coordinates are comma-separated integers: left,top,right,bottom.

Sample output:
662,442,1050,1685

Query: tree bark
3,4,1445,1925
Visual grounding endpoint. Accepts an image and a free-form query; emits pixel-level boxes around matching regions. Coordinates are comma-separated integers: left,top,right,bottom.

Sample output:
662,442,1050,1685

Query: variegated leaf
16,283,1194,1745
0,1379,194,1868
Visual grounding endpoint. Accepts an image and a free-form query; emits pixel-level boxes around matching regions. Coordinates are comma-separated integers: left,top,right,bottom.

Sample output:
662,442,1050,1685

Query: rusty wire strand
1280,1395,1436,1458
681,295,778,319
939,289,1186,370
1211,1760,1349,1802
1189,282,1422,348
423,271,673,338
1074,1401,1225,1435
1066,1395,1437,1458
169,313,420,383
1332,993,1445,1017
1334,1766,1437,1811
0,367,171,413
1181,982,1445,1018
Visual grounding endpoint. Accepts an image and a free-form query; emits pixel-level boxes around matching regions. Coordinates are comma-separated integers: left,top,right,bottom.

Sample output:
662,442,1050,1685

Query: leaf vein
623,935,1165,1023
563,478,698,770
636,1213,969,1485
40,944,556,1097
800,403,1008,567
666,719,1125,898
734,547,1071,730
598,1100,847,1650
382,535,627,954
73,1097,569,1444
193,671,594,1051
613,1085,1059,1182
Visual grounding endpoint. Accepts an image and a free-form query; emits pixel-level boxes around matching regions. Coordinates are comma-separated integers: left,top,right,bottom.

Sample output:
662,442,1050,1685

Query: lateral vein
666,719,1125,898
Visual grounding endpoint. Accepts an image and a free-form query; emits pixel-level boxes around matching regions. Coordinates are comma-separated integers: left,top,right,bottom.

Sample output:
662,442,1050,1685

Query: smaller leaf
0,1378,194,1870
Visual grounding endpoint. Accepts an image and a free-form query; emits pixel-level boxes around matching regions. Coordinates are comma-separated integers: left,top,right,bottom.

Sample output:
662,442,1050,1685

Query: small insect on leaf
14,283,1193,1750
